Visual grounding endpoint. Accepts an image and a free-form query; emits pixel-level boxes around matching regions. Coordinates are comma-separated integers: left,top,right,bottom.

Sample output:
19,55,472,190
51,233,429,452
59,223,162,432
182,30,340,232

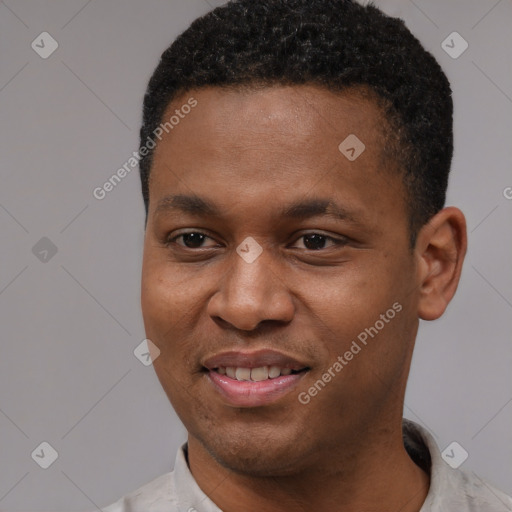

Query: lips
203,349,310,407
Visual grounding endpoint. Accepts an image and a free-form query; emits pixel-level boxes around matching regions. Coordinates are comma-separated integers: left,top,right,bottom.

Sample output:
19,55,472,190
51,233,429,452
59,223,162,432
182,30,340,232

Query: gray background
0,0,511,510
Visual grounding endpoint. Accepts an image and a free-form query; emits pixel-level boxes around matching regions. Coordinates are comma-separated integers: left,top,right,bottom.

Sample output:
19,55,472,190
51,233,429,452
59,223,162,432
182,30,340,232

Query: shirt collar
173,442,224,512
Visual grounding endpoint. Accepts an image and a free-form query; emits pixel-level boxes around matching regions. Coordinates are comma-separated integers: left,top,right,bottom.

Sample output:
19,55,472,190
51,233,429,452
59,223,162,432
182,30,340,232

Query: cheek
298,266,394,332
141,255,201,320
140,256,217,374
141,271,172,332
296,254,413,378
141,263,193,359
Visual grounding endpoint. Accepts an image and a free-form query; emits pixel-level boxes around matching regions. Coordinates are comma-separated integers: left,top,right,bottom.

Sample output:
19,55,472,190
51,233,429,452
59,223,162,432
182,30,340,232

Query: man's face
141,85,421,476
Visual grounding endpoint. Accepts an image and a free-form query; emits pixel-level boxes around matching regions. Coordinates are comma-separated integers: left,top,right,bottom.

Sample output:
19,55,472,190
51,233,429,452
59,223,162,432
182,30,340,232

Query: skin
140,85,467,512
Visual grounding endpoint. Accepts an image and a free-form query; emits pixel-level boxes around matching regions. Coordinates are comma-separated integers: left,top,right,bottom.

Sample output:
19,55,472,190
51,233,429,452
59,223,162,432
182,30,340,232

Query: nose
207,246,295,331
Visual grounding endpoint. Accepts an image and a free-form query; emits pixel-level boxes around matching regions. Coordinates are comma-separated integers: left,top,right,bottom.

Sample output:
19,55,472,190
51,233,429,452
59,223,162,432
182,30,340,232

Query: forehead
148,84,405,231
162,84,387,153
151,84,391,179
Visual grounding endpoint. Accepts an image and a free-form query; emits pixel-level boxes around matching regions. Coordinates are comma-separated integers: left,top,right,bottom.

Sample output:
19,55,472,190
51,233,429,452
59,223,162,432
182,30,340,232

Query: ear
415,207,467,321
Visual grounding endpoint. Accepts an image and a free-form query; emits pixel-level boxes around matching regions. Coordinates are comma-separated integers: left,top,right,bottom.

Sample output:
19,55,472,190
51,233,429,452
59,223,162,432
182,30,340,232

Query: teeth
250,366,268,381
235,367,251,381
218,366,298,381
268,366,281,378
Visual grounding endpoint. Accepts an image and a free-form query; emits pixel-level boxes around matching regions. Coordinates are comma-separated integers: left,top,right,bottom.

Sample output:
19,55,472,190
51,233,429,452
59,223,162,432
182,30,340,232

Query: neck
187,421,430,512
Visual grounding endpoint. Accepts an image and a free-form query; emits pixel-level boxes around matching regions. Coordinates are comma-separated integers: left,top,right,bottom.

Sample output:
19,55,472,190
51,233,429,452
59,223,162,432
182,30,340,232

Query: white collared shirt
100,420,512,511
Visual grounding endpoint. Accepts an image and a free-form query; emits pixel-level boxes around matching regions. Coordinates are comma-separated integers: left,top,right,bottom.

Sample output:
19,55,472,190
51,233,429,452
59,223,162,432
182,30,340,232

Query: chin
211,445,307,477
196,424,314,477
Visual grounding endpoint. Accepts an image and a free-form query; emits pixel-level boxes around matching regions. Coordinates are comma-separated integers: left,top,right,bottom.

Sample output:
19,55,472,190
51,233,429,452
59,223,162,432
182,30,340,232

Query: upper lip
203,349,309,371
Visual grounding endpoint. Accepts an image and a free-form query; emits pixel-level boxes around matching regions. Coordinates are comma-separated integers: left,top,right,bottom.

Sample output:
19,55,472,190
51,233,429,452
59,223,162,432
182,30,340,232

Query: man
103,0,511,510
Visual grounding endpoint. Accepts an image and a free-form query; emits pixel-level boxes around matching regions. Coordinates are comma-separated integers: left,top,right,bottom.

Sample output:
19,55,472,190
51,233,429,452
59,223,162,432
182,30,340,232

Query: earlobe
416,207,467,321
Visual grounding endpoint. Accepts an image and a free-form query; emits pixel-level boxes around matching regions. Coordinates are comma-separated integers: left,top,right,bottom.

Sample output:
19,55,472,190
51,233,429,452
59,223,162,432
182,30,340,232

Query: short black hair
139,0,453,245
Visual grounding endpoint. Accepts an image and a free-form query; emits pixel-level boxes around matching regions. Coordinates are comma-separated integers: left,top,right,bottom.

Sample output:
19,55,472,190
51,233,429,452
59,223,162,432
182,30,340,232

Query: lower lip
207,370,306,407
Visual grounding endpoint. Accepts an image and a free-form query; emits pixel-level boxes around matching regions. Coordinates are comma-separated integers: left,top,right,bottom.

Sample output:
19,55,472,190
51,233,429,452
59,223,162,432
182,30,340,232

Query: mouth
202,350,310,407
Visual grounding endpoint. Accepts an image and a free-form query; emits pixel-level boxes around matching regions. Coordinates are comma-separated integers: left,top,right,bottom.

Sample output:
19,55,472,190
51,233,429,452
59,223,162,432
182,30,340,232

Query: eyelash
166,231,347,250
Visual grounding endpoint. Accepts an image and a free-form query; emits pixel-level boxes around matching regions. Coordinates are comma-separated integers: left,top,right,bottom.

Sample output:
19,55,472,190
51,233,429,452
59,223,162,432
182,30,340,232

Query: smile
206,368,308,407
202,350,310,407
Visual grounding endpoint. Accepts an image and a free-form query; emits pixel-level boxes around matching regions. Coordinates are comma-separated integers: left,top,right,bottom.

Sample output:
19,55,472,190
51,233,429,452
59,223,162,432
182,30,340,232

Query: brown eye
292,233,345,250
169,231,218,249
303,234,329,250
180,233,207,248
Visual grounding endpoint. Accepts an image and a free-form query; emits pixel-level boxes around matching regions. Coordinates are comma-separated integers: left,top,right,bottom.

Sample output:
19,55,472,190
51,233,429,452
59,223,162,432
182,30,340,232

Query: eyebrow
154,194,359,223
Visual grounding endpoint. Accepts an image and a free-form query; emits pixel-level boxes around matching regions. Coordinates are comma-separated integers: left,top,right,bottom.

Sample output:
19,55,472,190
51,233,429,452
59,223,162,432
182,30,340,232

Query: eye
166,231,347,251
168,231,219,249
291,233,346,250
